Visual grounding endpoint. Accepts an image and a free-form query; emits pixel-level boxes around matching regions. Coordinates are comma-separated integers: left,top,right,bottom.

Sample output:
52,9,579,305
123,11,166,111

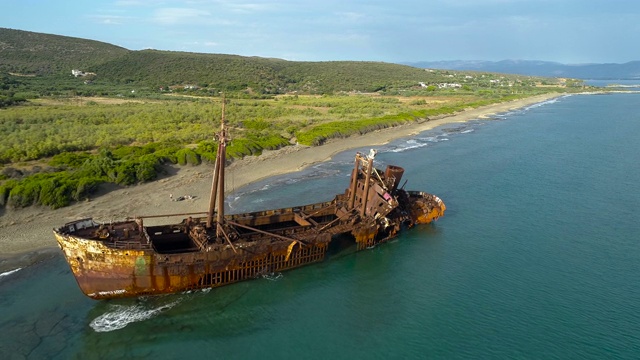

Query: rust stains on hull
55,230,329,299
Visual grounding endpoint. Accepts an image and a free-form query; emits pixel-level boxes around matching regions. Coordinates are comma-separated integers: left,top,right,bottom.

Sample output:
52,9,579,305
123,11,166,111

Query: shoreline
0,93,563,268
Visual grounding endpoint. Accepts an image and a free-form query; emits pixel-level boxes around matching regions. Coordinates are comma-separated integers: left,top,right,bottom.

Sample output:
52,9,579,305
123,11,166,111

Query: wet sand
0,93,562,268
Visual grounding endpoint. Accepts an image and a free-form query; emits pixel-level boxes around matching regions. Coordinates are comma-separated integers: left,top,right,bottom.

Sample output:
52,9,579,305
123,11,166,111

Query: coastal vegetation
0,28,588,209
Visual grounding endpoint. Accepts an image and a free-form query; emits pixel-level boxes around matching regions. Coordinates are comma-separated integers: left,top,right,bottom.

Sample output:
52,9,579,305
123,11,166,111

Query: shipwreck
54,102,446,300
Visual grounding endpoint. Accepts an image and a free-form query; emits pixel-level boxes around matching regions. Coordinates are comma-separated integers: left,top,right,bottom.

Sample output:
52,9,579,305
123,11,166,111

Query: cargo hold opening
146,225,200,253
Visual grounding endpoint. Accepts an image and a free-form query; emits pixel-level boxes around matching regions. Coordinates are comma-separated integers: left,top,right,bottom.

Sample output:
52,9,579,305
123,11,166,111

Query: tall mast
216,100,227,237
206,98,227,229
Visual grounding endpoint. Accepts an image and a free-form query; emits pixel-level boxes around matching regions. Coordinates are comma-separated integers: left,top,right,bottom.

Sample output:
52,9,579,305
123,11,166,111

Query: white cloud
152,8,212,25
115,0,167,6
89,14,130,25
442,0,544,5
334,11,365,23
227,3,272,13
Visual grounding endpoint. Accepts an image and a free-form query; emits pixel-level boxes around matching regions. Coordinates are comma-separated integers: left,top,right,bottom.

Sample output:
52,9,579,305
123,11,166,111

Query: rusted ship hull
55,189,444,300
55,223,330,300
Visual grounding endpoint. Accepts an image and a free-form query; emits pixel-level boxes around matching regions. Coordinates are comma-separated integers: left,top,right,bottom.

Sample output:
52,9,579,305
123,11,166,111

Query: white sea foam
262,272,283,281
420,136,439,142
284,178,301,185
388,140,429,153
90,300,179,332
0,268,22,279
498,110,517,117
605,84,640,88
523,97,560,111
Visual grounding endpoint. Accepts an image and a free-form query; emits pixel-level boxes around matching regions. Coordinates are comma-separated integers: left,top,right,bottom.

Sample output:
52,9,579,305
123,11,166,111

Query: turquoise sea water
1,93,639,359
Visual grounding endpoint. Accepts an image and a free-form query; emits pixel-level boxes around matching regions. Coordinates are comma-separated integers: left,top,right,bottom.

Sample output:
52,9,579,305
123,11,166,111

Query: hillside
0,27,129,75
91,50,291,91
1,28,565,96
0,28,435,93
91,50,441,93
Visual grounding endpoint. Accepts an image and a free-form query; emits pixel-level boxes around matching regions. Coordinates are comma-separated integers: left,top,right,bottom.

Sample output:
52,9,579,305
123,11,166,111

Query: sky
2,0,639,64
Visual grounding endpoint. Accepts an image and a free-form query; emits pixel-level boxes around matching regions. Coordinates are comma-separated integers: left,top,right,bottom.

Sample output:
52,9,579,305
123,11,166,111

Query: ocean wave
605,84,640,88
419,136,437,142
0,268,22,279
442,125,468,133
388,128,471,153
90,300,180,332
523,97,558,111
227,185,271,209
388,139,430,153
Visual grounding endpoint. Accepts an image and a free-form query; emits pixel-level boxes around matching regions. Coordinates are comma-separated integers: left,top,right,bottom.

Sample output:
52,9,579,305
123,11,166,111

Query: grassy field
0,88,566,209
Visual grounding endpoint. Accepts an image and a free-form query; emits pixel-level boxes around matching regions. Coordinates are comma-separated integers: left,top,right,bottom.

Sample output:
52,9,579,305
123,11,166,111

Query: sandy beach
0,93,561,267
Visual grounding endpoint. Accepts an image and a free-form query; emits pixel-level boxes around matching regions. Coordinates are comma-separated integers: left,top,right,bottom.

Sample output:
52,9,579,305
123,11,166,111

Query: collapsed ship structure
54,103,446,300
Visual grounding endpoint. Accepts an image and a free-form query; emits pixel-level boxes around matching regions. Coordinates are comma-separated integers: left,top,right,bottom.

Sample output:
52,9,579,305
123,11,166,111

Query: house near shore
437,83,462,89
72,69,96,77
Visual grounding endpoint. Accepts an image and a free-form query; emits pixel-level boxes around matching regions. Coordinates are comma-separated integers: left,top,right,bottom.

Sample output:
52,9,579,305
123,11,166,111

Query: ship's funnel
385,165,404,192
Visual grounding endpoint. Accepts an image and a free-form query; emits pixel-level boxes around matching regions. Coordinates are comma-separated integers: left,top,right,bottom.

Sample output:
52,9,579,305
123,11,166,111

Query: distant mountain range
404,60,640,80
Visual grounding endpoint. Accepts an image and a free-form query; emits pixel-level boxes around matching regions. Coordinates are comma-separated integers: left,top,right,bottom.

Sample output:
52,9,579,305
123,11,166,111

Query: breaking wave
484,97,562,120
0,268,22,279
522,97,562,111
90,300,180,332
388,140,429,153
386,133,451,153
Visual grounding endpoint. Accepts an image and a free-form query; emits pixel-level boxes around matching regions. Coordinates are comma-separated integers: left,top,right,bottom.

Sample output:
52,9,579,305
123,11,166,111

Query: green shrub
38,178,71,209
175,148,201,165
80,149,115,178
113,162,137,185
295,113,414,146
195,140,217,163
243,119,270,131
8,179,41,208
112,144,154,159
49,152,92,168
135,155,160,182
0,180,18,206
74,176,101,201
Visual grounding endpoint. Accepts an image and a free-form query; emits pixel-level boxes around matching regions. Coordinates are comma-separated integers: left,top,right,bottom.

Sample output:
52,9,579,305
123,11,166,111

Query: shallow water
1,93,639,359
